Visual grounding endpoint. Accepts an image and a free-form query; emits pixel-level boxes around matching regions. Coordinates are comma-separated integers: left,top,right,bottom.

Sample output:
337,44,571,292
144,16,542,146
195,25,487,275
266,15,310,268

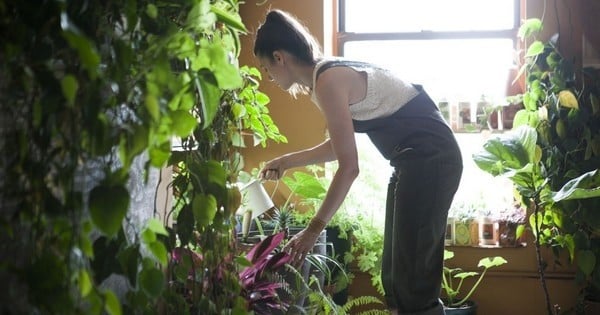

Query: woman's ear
272,50,284,65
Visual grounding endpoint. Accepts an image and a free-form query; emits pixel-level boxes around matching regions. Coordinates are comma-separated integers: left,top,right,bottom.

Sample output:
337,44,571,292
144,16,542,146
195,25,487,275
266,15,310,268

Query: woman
254,9,463,315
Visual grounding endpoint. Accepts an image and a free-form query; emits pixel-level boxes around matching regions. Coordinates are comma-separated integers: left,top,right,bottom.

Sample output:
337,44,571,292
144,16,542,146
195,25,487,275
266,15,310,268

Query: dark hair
254,10,322,65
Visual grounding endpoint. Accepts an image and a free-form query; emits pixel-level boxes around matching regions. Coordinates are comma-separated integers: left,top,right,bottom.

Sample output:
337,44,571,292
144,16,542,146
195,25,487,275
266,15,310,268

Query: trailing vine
0,0,285,314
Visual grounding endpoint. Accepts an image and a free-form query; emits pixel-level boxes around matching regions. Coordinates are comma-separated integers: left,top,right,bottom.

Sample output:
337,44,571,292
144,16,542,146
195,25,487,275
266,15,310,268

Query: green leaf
473,126,537,176
197,42,243,89
551,170,600,202
80,235,94,258
140,267,165,297
145,94,160,122
210,5,247,32
454,271,479,280
170,110,197,137
196,71,220,129
577,250,596,276
149,141,171,167
146,218,168,236
148,241,168,266
146,4,158,19
558,90,579,109
61,13,100,79
104,290,122,315
526,41,545,57
79,269,92,297
518,18,543,39
186,0,216,30
61,75,79,107
478,256,508,268
117,245,139,287
444,249,455,261
141,228,156,244
192,194,217,228
89,185,129,237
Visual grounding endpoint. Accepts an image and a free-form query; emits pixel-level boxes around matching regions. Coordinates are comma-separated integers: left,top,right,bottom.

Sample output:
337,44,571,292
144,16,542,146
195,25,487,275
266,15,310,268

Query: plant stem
532,199,555,315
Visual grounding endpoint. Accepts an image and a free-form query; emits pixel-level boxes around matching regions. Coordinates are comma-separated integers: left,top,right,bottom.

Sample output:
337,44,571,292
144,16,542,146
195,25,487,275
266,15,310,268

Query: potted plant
442,250,508,314
449,201,478,246
494,202,527,247
472,17,600,314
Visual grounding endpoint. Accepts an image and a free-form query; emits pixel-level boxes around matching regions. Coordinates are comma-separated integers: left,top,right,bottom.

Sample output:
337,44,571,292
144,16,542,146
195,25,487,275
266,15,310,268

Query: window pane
344,0,515,32
343,39,515,103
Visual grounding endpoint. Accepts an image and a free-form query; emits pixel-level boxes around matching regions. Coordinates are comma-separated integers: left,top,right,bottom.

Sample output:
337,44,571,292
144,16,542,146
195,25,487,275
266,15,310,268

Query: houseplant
442,250,508,314
0,0,289,314
472,17,600,314
280,167,386,297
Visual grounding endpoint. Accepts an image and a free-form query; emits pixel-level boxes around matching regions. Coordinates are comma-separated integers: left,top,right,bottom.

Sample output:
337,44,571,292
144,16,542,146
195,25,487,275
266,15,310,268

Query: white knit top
311,58,419,121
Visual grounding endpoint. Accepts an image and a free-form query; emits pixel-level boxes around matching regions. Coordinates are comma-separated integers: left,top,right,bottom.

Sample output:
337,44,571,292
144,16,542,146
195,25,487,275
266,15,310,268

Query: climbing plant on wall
0,0,285,314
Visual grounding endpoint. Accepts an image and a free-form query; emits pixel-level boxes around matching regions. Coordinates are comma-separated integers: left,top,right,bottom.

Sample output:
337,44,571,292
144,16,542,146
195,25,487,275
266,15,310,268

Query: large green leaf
551,170,600,202
89,184,129,237
282,171,327,199
473,126,537,175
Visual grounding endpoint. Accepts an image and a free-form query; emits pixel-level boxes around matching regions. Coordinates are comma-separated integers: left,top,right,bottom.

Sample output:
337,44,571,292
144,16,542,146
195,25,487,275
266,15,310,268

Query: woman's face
258,52,294,91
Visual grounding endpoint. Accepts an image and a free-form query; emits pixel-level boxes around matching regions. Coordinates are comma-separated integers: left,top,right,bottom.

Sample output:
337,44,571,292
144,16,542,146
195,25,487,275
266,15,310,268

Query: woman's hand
282,228,321,267
259,157,288,181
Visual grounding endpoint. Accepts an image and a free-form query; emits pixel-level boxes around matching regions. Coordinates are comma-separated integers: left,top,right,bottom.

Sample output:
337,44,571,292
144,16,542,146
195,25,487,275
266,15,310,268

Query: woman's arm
260,138,336,180
310,67,361,224
283,66,362,265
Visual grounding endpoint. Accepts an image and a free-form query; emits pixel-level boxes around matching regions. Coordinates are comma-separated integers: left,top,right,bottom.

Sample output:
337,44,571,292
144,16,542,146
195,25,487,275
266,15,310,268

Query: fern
341,295,387,315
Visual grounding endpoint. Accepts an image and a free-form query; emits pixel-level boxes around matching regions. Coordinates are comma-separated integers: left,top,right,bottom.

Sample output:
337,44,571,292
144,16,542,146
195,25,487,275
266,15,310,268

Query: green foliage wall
0,0,284,314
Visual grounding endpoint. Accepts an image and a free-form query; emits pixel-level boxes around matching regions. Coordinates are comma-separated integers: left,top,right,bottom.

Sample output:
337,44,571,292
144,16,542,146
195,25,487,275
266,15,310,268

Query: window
335,0,521,227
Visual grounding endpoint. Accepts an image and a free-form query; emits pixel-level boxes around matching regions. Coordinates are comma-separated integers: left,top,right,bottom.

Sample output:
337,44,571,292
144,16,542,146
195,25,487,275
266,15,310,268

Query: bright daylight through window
334,0,522,235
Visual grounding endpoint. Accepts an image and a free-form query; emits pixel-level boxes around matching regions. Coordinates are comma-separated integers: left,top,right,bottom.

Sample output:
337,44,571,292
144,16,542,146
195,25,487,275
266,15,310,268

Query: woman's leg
382,159,462,314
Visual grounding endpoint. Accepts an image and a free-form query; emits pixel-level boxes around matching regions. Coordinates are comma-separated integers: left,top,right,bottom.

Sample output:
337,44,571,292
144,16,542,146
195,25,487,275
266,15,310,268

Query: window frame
337,0,522,56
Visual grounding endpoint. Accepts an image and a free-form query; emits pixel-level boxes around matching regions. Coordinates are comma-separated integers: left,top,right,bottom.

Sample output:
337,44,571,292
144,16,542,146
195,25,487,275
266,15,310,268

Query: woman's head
254,10,322,95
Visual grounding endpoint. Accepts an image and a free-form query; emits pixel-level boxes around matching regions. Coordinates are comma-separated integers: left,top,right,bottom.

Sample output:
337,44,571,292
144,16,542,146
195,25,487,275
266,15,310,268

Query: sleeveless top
310,58,462,165
310,58,419,121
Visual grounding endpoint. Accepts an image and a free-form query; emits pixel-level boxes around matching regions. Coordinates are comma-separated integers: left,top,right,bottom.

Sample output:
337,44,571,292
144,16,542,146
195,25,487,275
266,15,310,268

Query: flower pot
454,219,473,246
478,216,498,246
444,300,478,315
497,220,523,247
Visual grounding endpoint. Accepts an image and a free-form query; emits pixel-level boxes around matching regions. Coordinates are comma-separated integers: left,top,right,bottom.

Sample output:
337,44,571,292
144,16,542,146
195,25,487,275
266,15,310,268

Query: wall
238,1,589,314
239,0,332,205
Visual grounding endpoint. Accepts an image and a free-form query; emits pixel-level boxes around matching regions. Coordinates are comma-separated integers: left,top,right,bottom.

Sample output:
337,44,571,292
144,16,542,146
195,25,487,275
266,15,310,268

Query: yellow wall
238,1,589,314
239,0,333,205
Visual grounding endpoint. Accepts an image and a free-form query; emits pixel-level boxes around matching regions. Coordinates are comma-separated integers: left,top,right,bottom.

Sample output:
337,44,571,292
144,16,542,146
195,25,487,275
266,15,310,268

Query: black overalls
317,61,463,314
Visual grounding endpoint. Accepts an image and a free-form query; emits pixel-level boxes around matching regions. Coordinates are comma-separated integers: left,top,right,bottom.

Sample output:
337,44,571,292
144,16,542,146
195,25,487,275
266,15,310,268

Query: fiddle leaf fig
551,170,600,202
89,184,129,237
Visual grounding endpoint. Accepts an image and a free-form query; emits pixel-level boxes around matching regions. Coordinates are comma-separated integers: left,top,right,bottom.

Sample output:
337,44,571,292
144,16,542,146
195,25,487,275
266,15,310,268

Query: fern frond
341,295,385,314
